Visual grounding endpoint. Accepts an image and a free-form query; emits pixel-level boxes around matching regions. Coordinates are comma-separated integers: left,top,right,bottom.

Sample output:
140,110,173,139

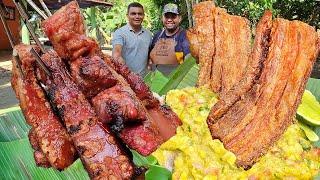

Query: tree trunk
185,0,193,28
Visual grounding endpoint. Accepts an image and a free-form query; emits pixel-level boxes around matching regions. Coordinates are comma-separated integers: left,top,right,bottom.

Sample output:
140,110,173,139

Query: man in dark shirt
149,3,190,75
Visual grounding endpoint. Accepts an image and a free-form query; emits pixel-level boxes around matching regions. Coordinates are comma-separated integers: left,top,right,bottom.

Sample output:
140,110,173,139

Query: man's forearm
112,53,125,64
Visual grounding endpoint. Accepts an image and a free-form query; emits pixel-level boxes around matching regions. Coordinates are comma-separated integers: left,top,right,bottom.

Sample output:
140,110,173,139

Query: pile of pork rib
11,1,181,179
188,1,320,169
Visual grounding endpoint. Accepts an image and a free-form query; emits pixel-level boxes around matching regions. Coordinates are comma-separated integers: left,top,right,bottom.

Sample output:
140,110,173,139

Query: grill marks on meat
38,50,134,179
207,11,273,125
11,44,76,170
207,17,319,168
70,55,117,98
42,1,98,59
92,84,147,125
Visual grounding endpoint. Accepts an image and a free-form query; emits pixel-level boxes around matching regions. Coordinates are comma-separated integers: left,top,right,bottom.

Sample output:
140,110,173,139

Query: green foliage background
82,0,319,46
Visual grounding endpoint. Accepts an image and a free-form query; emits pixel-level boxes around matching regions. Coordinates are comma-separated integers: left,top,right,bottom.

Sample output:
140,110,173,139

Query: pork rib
92,84,147,125
41,1,181,156
11,44,76,170
37,50,134,179
70,55,117,98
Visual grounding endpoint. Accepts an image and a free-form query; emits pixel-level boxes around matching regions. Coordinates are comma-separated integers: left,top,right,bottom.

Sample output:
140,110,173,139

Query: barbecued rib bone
37,50,134,179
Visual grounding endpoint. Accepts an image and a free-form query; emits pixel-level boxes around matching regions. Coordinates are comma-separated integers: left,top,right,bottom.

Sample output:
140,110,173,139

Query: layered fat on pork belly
207,11,273,124
11,44,76,170
37,50,134,179
41,1,181,156
207,17,320,168
187,2,251,95
187,1,215,88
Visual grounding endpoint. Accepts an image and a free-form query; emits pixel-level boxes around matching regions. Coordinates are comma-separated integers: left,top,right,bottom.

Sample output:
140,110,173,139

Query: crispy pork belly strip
207,11,272,124
70,56,117,98
41,1,98,59
28,128,51,168
189,2,215,87
231,20,319,168
38,50,133,179
209,19,290,145
211,8,251,94
208,19,288,144
208,18,319,168
11,44,76,170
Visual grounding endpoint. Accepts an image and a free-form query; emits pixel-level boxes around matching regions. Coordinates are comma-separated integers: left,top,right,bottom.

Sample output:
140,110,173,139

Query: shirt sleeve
111,29,124,46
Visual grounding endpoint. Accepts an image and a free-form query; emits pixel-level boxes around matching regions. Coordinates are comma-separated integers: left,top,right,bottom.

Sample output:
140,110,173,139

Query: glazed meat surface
92,84,147,125
11,44,76,170
37,50,134,179
70,55,117,98
41,1,181,156
108,57,159,109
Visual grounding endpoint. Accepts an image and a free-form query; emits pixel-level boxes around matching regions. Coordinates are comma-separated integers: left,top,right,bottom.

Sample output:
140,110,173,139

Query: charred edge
88,117,95,126
160,104,171,111
68,124,81,135
42,86,66,124
133,166,148,178
57,105,66,120
110,116,124,133
92,168,102,178
77,145,86,155
255,28,272,82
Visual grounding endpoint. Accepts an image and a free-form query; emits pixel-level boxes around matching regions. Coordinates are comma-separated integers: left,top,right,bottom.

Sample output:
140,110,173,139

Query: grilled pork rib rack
41,1,181,155
5,1,181,179
188,2,320,169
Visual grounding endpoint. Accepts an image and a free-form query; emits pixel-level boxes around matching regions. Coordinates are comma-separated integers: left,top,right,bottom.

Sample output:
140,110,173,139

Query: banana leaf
305,78,320,148
1,61,319,179
144,70,169,94
159,56,197,95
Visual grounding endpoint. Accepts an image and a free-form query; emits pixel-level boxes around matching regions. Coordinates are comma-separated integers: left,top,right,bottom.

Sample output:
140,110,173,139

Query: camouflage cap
163,3,179,15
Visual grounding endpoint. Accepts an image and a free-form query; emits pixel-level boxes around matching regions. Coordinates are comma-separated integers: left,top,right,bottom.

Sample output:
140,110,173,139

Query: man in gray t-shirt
112,2,152,77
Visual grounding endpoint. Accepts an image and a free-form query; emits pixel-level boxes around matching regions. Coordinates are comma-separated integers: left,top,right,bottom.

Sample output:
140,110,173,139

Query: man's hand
112,44,125,63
